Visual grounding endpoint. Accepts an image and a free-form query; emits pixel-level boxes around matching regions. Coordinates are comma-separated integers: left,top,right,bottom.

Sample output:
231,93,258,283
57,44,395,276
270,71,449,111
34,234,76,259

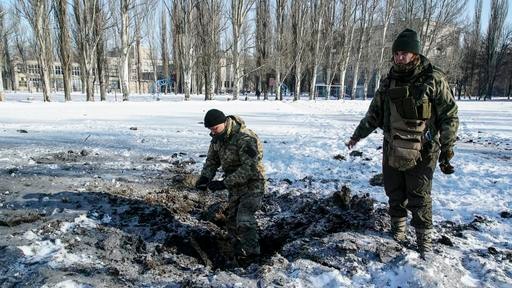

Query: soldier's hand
439,148,455,174
439,148,454,163
195,176,209,191
439,162,455,174
207,180,226,191
346,137,359,150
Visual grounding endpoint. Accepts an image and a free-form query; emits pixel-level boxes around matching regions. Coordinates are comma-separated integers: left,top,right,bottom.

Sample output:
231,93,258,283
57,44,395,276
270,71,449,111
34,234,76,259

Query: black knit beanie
392,28,421,54
204,109,226,128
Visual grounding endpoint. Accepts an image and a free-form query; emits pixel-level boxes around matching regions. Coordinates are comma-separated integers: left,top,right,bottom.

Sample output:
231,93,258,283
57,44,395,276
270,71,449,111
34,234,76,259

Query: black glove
439,149,454,163
207,180,226,191
195,176,209,191
439,148,455,174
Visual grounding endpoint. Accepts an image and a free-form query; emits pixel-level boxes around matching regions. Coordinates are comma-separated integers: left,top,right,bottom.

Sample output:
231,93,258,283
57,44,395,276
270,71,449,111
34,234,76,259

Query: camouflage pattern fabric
200,115,265,187
200,115,265,256
383,141,438,229
226,180,265,256
350,55,458,229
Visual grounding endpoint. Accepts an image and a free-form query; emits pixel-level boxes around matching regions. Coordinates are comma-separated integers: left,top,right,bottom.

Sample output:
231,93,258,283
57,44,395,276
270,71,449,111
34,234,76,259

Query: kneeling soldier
196,109,266,266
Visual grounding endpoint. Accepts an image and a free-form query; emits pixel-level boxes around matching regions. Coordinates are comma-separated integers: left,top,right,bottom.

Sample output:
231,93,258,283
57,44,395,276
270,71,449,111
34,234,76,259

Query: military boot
416,228,433,259
390,217,407,242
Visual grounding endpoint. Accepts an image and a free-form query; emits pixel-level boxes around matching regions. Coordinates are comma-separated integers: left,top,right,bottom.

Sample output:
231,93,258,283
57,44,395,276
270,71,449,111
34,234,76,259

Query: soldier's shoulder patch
243,146,257,158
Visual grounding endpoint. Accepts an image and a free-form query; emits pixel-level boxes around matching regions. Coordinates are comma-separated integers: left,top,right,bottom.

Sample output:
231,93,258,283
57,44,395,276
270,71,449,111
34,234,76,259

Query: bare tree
307,0,327,100
274,0,287,100
18,0,53,102
170,1,181,94
394,0,467,56
73,1,86,94
483,0,508,100
73,0,103,101
1,8,16,93
255,0,270,100
144,6,160,89
55,0,72,101
291,0,308,101
373,0,395,97
349,0,371,100
230,0,255,100
13,8,31,93
172,0,197,100
0,6,5,101
465,0,482,97
337,0,357,100
359,0,378,100
95,3,107,101
196,0,223,100
161,8,170,94
119,0,131,100
135,12,142,94
420,0,467,57
115,0,154,100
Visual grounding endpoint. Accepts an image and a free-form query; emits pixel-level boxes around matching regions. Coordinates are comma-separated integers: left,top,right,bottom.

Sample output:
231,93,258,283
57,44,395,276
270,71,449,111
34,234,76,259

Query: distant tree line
0,0,510,102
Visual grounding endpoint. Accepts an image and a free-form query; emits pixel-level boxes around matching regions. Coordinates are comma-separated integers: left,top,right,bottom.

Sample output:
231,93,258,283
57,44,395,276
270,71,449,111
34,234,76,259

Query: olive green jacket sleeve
200,143,220,180
224,134,264,188
351,88,385,140
432,74,459,152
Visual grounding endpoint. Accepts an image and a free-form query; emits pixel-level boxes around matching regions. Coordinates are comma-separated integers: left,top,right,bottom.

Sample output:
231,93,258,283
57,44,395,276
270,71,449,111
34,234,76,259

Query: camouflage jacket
351,55,459,153
200,115,265,188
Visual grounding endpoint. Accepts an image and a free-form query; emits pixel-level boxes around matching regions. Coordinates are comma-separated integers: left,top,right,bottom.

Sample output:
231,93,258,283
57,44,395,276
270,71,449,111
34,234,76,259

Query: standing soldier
346,29,459,258
196,109,266,266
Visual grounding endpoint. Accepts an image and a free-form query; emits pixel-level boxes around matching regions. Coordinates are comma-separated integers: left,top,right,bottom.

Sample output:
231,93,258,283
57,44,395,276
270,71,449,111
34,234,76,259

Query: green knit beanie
392,28,421,54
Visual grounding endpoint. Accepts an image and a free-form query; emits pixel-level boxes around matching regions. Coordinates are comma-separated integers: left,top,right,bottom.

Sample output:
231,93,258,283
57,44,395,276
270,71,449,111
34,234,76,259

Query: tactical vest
385,74,433,171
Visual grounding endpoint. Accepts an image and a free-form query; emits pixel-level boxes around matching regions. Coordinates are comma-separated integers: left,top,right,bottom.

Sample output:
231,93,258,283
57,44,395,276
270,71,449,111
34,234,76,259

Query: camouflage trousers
383,142,439,229
225,179,265,257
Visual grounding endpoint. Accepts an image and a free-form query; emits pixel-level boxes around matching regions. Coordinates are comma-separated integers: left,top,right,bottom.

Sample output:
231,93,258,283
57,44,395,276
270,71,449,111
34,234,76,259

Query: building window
16,64,26,73
18,78,27,87
28,64,40,74
30,78,41,88
55,65,63,75
72,66,80,76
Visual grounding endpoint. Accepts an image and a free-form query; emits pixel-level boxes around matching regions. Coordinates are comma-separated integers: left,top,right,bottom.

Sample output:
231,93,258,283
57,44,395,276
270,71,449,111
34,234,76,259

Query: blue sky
467,0,512,31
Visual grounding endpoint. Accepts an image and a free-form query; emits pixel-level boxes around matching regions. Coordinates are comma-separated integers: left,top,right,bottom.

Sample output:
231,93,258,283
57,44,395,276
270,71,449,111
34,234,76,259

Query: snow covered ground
0,92,511,287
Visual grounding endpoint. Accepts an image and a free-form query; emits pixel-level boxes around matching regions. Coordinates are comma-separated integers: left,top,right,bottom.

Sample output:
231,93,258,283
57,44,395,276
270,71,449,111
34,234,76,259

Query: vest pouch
402,97,419,119
388,98,427,171
417,95,431,120
388,121,424,171
388,86,409,119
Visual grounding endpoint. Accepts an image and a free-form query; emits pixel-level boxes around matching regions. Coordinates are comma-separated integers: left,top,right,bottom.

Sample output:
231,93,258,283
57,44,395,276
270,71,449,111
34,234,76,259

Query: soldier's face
208,123,226,135
393,51,415,64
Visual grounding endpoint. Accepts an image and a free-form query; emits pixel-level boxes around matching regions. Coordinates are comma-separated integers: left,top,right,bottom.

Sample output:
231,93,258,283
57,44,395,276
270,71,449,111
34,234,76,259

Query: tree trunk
56,0,72,101
309,0,325,100
136,19,142,94
230,1,253,101
85,65,94,101
95,4,106,101
339,69,347,100
373,0,394,97
120,0,130,101
338,0,356,100
0,43,4,101
162,9,169,94
275,0,286,101
35,0,51,102
350,1,367,100
291,0,307,101
294,63,301,101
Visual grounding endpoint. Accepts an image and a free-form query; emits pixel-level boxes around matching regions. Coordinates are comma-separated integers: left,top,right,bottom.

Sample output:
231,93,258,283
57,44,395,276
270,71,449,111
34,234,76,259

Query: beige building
10,47,161,94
